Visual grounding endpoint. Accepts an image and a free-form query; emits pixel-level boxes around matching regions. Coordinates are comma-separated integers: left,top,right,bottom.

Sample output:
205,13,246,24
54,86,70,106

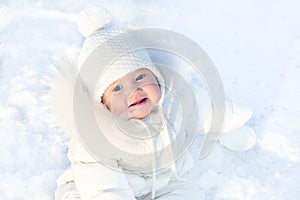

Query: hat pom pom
77,7,110,37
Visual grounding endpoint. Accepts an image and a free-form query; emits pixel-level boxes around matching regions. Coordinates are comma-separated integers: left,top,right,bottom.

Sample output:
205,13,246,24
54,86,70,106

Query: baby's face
102,68,161,119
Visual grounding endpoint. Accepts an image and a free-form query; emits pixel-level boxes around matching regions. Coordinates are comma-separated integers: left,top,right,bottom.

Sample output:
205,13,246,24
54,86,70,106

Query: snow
0,0,299,199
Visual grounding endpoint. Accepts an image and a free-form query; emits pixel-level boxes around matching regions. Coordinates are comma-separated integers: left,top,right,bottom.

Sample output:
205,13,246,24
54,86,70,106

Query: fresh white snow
0,0,299,199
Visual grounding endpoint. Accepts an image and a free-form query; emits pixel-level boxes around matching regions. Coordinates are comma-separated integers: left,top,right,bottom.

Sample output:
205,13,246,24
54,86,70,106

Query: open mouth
129,98,147,108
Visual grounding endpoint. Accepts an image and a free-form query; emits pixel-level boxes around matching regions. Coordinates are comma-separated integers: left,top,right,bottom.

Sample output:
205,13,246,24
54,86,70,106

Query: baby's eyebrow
135,69,149,75
110,80,120,87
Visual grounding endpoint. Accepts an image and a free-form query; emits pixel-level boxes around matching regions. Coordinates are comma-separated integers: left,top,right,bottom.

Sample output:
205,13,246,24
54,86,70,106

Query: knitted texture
77,27,165,101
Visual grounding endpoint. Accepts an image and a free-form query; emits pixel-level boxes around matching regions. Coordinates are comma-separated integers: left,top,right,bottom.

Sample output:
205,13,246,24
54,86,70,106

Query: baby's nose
127,83,143,98
129,86,142,97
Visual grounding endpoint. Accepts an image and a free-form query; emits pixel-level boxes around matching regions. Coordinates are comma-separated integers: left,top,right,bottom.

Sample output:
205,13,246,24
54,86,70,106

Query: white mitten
219,126,256,151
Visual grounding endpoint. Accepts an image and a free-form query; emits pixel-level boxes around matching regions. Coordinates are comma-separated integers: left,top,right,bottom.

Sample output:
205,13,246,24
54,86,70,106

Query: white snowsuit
48,59,255,200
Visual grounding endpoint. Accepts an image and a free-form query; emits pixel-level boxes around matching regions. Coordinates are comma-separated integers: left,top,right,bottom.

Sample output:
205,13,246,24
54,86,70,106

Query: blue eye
113,85,122,92
136,74,145,81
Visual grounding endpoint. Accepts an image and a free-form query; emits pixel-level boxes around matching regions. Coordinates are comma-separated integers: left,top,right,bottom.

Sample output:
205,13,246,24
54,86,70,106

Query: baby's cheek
102,96,112,110
150,84,161,103
110,99,128,116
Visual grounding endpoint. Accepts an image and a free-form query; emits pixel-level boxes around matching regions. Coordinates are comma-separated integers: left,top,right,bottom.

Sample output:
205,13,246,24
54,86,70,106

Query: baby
50,8,256,200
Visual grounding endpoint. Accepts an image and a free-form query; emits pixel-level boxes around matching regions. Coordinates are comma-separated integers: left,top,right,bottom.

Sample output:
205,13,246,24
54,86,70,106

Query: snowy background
0,0,300,199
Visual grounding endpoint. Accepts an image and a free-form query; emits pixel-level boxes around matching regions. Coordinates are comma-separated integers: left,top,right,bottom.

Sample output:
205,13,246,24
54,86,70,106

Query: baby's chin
110,107,150,120
128,109,151,119
129,105,158,119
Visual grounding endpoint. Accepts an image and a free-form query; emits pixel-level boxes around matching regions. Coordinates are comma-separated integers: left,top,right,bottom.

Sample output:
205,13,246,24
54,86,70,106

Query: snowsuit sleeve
53,112,137,200
193,87,253,134
161,72,252,135
72,161,136,200
55,162,136,200
190,87,256,152
46,59,136,200
55,168,80,200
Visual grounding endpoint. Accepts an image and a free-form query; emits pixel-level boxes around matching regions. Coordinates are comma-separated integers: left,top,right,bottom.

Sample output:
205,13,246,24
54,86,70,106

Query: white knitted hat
77,7,165,102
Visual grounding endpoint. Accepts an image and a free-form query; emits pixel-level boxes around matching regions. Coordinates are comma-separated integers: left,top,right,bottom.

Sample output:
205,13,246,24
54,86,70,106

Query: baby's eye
113,85,122,92
136,74,145,81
